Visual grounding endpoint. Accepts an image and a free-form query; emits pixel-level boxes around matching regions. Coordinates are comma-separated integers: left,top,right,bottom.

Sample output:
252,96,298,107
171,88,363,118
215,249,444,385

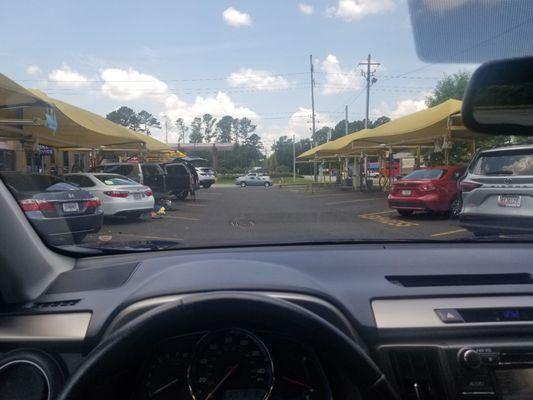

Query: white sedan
64,173,154,217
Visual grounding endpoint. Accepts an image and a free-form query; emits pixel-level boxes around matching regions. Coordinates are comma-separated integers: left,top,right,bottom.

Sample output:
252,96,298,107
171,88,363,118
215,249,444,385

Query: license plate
497,195,521,207
401,190,412,196
133,193,142,200
62,202,79,212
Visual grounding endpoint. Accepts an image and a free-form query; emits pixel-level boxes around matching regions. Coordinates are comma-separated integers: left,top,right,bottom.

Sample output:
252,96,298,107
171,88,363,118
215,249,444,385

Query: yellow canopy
0,73,49,108
348,99,467,149
128,130,171,152
22,90,146,148
297,141,333,160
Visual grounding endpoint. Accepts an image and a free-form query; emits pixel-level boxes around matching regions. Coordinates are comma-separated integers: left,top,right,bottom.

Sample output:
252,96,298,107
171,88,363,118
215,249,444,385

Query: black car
0,172,103,244
160,162,194,199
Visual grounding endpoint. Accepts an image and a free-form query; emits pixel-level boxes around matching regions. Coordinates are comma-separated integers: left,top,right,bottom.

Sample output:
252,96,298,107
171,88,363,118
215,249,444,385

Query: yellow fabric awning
22,90,146,148
296,142,332,160
0,74,49,108
128,130,171,152
349,99,467,149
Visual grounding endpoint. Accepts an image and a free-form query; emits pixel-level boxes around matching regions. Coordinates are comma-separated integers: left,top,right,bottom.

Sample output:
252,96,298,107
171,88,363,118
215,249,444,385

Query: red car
388,166,466,217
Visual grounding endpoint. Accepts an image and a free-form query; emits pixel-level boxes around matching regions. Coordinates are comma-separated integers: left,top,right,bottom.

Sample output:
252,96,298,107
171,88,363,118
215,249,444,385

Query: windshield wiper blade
485,170,514,175
57,239,182,255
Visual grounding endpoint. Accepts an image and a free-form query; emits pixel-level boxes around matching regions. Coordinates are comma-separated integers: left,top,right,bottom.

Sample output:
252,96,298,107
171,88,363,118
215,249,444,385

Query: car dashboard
2,242,533,400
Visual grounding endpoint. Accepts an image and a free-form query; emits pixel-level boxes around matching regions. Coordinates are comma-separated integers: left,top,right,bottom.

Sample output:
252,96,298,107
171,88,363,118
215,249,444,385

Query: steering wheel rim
58,292,398,400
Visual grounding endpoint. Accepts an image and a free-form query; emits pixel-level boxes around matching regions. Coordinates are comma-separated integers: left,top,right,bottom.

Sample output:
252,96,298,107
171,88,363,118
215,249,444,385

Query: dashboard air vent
388,349,445,400
386,273,532,287
29,299,80,309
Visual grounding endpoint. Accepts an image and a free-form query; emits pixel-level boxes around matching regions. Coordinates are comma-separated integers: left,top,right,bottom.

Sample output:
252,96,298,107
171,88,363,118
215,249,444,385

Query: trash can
344,178,353,187
365,179,373,190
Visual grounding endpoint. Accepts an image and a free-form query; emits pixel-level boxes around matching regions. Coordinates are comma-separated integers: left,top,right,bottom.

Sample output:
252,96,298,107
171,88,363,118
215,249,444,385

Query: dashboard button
435,309,464,323
481,353,499,365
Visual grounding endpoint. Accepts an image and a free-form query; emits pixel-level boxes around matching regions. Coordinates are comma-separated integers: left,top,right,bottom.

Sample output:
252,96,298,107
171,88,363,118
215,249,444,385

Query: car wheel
73,233,87,244
264,181,271,187
240,182,247,187
397,209,414,217
449,197,462,219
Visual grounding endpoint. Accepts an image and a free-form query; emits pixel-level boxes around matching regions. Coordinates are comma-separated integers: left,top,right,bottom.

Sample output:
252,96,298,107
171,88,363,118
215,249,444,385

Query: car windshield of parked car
1,174,77,193
403,169,445,180
472,151,533,176
95,175,137,186
1,0,533,253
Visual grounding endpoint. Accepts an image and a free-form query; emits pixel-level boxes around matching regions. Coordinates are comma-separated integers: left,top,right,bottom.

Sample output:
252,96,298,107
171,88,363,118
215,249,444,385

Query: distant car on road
460,145,533,236
235,173,273,187
64,173,154,217
1,172,103,244
196,167,216,188
388,166,465,217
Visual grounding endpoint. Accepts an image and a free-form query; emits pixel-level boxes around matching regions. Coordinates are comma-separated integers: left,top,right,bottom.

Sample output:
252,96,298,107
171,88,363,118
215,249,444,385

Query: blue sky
0,0,475,146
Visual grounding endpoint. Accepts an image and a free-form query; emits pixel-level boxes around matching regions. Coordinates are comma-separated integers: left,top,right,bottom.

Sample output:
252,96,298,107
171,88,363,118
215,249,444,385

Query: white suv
196,167,216,188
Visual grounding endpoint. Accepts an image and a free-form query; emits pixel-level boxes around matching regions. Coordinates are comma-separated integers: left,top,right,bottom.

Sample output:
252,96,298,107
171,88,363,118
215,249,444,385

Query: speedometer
188,328,274,400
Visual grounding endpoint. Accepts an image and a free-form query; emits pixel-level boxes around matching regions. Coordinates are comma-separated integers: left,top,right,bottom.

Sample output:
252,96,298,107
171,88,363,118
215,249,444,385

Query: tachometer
188,328,274,400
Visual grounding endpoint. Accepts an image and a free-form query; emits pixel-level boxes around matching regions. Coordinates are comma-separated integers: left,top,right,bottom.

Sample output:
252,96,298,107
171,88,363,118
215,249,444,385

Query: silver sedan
235,173,273,187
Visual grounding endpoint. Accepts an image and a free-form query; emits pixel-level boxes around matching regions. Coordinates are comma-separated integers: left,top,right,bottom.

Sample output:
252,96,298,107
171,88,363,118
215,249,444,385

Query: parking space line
185,203,206,207
325,197,382,205
97,233,184,241
359,210,418,228
164,215,201,221
431,228,467,237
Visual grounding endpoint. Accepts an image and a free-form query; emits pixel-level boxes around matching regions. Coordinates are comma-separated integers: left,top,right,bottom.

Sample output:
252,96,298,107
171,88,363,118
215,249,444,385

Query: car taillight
103,191,129,198
460,181,482,192
85,198,101,208
145,190,153,197
19,199,55,212
419,183,437,191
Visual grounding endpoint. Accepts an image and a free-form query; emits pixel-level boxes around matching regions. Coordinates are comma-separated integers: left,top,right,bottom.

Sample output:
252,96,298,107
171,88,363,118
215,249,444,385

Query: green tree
106,106,141,131
313,127,331,145
189,117,204,143
175,118,189,143
216,116,235,143
202,114,217,142
137,110,161,136
426,72,471,107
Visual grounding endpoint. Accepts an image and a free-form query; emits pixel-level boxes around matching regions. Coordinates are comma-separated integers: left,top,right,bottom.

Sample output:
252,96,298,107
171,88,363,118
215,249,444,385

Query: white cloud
320,54,362,95
298,3,314,15
26,65,41,75
289,107,334,140
227,68,290,91
48,64,89,87
374,94,428,119
164,92,257,123
327,0,395,21
100,68,169,102
222,7,252,27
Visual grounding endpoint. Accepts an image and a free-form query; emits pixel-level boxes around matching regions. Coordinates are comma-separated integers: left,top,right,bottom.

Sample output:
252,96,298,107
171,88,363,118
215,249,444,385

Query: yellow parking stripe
164,216,200,221
431,228,467,237
359,210,418,227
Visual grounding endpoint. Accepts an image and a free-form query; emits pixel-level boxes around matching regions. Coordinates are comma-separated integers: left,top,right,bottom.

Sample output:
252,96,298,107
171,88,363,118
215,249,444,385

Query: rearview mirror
462,57,533,136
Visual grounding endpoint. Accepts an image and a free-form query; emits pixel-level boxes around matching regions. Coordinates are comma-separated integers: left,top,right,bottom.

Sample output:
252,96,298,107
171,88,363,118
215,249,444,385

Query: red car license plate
401,190,412,196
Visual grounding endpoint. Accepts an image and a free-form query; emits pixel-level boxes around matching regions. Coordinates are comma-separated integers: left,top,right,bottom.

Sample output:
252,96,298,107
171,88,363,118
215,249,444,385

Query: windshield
1,0,533,253
472,151,533,176
95,175,137,186
403,169,445,180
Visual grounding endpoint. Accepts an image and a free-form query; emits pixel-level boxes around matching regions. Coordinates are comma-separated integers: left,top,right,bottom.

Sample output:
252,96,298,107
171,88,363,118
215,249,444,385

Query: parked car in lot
460,145,533,236
388,166,465,217
161,163,194,199
235,173,273,187
196,167,216,188
64,173,154,217
0,172,103,243
91,163,166,200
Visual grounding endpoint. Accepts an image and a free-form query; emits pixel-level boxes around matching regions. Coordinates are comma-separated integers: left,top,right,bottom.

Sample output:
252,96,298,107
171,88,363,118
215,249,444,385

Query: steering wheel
58,292,399,400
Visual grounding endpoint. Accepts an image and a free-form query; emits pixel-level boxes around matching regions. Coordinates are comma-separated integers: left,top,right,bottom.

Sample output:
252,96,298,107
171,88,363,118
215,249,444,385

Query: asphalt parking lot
87,184,473,247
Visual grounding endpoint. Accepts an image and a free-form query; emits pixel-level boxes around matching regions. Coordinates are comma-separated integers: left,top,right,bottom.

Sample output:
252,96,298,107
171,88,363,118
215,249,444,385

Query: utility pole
164,116,169,144
292,134,296,183
345,105,349,136
310,54,317,182
359,54,380,129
